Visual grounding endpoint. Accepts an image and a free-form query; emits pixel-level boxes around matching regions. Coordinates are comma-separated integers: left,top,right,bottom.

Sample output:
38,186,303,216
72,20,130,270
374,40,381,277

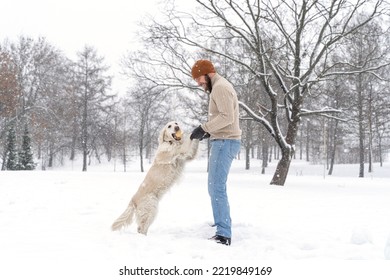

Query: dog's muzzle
172,127,182,141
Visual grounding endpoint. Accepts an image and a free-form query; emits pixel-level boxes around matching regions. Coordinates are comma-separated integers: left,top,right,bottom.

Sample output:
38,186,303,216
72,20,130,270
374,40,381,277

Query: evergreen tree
5,123,18,170
18,125,36,170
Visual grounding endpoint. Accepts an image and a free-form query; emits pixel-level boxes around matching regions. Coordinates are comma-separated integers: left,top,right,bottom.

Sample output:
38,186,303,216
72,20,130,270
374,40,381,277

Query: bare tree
373,88,390,167
122,83,171,172
73,46,113,171
0,50,20,119
6,37,62,124
0,50,20,169
121,48,190,171
140,0,389,185
1,36,74,169
338,19,390,177
34,58,75,168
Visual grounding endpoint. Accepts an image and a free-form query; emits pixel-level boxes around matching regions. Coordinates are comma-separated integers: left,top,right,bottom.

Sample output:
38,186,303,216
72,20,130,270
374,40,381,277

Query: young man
190,59,241,246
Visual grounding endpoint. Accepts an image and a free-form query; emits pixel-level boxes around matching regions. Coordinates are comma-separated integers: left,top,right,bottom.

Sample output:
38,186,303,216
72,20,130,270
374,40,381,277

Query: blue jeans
208,139,241,238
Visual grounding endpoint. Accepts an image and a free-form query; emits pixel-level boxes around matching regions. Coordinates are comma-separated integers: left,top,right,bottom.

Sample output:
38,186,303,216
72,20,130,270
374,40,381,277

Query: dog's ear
158,126,166,144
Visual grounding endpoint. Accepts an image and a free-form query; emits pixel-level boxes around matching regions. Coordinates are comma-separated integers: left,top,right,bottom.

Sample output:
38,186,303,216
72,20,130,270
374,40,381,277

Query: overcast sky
1,0,173,94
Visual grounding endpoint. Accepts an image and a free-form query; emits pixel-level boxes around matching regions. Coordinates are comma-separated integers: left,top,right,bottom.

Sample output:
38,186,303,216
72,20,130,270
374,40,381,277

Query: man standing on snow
190,59,241,246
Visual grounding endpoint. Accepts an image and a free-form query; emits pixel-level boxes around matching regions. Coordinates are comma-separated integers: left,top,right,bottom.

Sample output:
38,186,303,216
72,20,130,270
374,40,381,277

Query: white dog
111,121,199,235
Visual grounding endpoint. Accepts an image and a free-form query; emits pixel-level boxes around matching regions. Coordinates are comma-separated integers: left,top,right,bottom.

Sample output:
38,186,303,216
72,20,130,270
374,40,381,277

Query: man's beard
204,74,212,93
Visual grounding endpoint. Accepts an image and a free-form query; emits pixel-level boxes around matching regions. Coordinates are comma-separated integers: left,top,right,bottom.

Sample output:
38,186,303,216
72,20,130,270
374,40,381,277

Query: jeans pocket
229,140,241,159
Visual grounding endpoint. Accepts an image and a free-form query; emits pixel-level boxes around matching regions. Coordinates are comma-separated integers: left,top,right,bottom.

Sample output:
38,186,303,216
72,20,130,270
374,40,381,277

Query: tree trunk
245,145,250,170
122,146,127,172
139,143,144,173
270,147,293,185
70,134,76,161
306,120,310,162
48,142,54,168
1,142,8,171
368,85,373,173
245,119,251,170
378,137,383,167
82,111,88,171
238,101,298,186
139,125,145,172
261,140,268,174
328,119,339,176
357,74,364,178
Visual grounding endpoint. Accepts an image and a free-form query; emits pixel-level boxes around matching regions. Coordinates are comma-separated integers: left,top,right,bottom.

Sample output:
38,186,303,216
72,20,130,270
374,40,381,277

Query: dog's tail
111,201,136,231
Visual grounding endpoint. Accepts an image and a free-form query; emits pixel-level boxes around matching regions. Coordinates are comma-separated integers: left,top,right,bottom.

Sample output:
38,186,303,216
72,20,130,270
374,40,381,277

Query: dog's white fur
111,121,199,235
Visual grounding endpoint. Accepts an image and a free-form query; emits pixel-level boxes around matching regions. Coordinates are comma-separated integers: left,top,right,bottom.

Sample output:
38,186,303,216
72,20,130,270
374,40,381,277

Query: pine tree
18,125,36,170
5,123,18,170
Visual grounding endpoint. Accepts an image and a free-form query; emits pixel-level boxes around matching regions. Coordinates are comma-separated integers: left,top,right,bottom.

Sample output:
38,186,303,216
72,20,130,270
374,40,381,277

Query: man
190,59,241,246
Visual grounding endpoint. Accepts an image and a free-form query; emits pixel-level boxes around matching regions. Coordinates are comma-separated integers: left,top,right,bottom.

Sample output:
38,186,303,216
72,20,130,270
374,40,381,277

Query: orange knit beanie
191,60,216,79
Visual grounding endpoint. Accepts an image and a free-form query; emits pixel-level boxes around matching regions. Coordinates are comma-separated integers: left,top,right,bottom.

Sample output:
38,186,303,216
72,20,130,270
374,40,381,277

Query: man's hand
190,125,208,140
200,132,210,140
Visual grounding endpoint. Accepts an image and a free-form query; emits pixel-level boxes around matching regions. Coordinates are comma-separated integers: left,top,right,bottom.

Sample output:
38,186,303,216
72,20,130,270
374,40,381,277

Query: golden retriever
111,121,199,235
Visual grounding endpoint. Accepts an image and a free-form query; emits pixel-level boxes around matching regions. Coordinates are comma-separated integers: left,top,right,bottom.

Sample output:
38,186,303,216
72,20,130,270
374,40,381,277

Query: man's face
195,74,212,93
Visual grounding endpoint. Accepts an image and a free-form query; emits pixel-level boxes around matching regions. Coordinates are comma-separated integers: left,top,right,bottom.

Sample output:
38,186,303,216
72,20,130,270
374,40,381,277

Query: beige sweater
201,73,242,140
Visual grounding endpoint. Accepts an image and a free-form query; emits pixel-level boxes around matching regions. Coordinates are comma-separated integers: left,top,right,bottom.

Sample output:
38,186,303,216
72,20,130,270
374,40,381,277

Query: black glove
200,132,210,140
190,125,207,140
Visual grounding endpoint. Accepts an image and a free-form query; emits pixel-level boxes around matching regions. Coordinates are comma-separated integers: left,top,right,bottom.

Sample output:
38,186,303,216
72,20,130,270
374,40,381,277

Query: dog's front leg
183,138,199,160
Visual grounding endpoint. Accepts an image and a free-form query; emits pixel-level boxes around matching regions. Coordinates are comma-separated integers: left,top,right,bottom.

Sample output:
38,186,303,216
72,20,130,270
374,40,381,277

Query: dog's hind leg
135,195,159,235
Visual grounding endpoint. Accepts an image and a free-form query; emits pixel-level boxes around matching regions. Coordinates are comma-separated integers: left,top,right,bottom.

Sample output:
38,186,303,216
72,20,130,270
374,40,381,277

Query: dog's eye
168,125,172,128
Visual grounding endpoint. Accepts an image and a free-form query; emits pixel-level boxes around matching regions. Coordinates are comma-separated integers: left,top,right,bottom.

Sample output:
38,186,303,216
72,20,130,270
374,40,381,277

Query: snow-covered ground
1,157,390,280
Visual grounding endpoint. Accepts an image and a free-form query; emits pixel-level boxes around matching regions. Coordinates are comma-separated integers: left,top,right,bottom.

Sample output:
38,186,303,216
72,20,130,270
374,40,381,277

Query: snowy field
1,157,390,280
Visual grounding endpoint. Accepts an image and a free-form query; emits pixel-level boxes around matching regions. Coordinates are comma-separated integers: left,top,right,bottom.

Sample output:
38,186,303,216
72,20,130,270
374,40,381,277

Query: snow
1,158,390,280
385,234,390,260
